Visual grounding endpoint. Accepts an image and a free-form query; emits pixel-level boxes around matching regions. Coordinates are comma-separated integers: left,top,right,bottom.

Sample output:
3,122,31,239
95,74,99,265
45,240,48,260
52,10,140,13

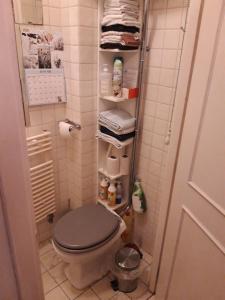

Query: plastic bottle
112,57,123,97
108,181,117,206
99,177,109,201
132,179,147,213
100,64,112,96
116,181,123,204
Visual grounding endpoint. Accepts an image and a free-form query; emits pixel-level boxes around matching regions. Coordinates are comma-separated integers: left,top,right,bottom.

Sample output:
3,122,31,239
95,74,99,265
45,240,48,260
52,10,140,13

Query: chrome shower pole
128,0,151,206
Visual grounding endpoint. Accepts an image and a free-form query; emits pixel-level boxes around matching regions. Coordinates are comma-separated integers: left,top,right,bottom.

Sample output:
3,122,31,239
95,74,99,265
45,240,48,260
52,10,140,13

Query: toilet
52,203,126,289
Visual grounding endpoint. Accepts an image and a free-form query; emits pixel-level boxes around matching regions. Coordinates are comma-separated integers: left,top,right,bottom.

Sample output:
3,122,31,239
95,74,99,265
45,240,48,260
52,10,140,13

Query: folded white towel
104,11,139,19
103,15,137,21
102,19,140,27
102,31,140,38
104,0,139,6
99,109,136,132
101,37,122,43
104,6,139,13
97,130,134,149
104,3,139,10
99,121,135,135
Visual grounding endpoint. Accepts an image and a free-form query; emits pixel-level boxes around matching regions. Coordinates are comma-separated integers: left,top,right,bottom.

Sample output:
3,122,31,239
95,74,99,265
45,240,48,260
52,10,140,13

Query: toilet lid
53,204,120,250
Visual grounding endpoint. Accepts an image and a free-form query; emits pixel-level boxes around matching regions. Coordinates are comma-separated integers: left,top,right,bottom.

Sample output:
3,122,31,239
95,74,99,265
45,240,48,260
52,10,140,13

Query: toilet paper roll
120,154,130,175
59,121,73,138
106,155,120,176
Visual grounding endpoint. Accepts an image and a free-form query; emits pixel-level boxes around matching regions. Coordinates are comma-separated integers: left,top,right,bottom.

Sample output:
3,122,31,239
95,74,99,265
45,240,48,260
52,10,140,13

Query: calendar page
21,27,67,106
25,69,66,106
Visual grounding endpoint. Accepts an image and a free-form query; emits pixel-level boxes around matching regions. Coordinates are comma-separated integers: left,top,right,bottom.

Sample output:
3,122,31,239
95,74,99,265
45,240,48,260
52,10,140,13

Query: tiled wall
26,0,98,241
61,0,98,208
134,0,189,255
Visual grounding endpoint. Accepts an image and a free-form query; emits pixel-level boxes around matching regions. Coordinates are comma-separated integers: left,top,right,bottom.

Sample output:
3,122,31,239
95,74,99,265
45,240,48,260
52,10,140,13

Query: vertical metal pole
128,0,151,205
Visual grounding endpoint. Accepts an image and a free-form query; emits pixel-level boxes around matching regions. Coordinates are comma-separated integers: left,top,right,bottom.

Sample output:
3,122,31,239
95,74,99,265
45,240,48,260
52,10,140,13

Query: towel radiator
26,131,56,223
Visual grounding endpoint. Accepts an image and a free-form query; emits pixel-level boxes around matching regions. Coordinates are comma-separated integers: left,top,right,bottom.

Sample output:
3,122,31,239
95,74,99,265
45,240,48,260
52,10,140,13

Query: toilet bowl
52,203,126,289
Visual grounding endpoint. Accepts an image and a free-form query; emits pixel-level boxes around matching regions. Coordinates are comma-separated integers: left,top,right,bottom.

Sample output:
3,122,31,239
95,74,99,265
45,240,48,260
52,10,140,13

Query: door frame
149,0,204,294
0,1,44,299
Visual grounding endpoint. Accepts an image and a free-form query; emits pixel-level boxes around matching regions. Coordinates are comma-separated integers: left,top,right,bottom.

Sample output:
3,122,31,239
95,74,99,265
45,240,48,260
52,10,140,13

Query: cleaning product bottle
112,57,123,97
132,179,147,213
100,64,112,96
108,181,116,206
99,177,109,201
116,181,123,204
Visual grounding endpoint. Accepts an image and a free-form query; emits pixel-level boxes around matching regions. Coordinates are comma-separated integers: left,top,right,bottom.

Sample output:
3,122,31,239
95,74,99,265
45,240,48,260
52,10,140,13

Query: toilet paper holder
61,119,81,131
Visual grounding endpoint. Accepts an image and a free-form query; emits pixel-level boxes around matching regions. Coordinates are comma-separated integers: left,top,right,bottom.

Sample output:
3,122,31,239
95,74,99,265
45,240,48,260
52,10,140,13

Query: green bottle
132,179,147,213
112,56,123,97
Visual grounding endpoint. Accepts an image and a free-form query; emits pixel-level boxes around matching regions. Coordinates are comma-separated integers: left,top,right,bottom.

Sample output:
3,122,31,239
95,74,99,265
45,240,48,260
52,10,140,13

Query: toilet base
53,236,123,290
64,255,109,290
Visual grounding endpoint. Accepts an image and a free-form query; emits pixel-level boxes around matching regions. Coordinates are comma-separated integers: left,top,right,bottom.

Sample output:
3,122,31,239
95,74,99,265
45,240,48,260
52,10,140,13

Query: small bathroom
0,0,224,300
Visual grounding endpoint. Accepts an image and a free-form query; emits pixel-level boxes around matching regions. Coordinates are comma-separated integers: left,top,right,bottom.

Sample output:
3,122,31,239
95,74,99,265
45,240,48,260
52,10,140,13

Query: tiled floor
40,240,153,300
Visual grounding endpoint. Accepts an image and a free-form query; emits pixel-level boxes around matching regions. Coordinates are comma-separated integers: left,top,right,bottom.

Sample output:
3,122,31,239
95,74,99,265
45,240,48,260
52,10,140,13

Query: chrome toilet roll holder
62,119,81,131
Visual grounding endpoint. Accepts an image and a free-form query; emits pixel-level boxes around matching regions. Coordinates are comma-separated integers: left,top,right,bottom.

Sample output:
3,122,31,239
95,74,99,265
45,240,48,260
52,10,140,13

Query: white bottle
99,177,109,201
100,64,112,96
112,57,123,97
108,181,117,206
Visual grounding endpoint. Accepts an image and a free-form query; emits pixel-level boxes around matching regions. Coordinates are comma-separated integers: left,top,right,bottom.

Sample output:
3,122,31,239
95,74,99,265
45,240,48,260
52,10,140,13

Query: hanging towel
99,109,136,132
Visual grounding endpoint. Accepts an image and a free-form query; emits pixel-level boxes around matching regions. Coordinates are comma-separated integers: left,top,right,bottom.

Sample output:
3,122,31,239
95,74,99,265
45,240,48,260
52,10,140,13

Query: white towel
104,3,139,10
104,11,139,19
97,130,134,149
102,31,139,37
102,19,140,27
104,0,139,6
99,121,135,135
101,37,122,43
104,7,139,14
99,109,136,132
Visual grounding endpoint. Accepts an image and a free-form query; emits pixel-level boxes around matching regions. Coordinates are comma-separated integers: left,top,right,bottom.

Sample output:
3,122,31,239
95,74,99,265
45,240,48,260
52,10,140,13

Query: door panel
156,1,225,299
168,209,225,300
190,13,225,209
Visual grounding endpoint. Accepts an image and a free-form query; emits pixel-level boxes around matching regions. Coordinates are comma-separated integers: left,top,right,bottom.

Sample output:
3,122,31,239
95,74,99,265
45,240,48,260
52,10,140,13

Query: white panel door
156,1,225,299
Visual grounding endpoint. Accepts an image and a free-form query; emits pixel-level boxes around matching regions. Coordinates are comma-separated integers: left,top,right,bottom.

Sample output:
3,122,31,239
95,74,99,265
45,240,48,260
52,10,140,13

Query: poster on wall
21,27,66,106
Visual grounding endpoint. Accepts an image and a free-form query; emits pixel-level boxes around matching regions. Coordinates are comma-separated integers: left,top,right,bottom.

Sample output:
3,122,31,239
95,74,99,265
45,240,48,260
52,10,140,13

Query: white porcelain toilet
52,203,126,289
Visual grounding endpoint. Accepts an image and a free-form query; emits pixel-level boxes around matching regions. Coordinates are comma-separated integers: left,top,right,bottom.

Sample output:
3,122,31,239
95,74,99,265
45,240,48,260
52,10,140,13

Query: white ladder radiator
26,131,56,223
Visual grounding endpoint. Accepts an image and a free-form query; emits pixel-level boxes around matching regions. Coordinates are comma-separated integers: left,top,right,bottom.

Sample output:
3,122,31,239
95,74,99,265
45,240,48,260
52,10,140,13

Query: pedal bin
114,247,141,293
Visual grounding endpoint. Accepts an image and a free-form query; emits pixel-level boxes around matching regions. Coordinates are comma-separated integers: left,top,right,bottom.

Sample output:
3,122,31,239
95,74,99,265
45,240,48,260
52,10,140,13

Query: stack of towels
100,0,140,50
97,109,136,148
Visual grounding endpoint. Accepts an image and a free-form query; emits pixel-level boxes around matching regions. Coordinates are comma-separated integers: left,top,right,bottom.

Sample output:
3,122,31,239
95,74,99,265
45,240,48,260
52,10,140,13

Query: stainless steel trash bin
115,247,141,293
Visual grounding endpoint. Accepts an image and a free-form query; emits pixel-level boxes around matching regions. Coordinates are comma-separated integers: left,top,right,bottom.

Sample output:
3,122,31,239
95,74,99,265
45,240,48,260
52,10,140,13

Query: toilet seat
53,204,120,254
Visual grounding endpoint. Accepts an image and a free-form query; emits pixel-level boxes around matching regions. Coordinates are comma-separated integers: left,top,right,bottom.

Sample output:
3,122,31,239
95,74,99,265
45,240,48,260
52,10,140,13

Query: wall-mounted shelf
97,198,127,211
97,0,143,208
100,95,136,102
99,48,139,53
98,168,125,180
